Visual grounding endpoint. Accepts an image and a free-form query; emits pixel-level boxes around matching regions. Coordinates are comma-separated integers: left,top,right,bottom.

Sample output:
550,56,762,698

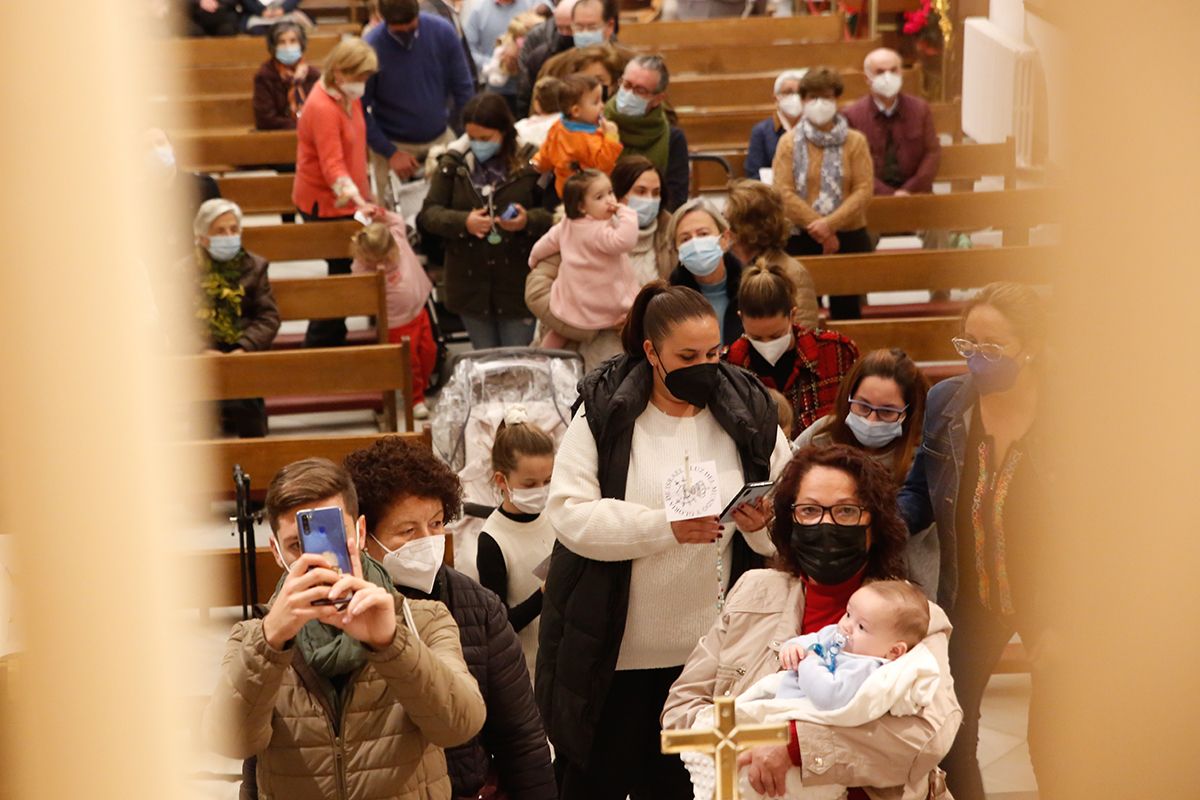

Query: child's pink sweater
350,210,433,327
528,204,641,330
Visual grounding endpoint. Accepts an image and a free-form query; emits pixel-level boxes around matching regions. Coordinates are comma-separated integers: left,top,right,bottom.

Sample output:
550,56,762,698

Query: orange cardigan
532,120,623,198
292,82,372,218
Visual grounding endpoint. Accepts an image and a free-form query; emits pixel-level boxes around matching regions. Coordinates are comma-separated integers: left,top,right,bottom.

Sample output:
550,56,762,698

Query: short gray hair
667,197,729,244
773,68,808,95
193,198,243,239
863,47,901,74
628,54,669,93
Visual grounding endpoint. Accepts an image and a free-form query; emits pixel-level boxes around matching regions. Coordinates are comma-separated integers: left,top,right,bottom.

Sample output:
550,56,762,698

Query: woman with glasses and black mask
898,281,1050,800
663,444,960,800
539,281,793,800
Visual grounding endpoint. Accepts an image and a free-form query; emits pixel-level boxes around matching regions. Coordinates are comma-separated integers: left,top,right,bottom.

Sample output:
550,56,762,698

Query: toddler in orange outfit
531,74,623,198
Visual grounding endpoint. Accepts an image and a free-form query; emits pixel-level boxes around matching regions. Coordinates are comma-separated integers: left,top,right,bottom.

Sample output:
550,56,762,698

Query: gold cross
661,696,791,800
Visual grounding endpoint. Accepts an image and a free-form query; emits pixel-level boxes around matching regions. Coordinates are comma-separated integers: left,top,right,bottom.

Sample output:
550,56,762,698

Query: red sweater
292,82,371,218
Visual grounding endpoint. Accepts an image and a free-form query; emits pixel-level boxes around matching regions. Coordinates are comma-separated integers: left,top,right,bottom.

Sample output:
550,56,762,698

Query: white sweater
546,402,794,670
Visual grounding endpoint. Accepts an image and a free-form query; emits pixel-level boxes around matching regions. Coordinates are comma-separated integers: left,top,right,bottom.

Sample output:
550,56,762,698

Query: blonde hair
963,282,1048,348
861,579,931,649
322,37,379,87
350,222,398,263
766,387,794,435
491,407,555,474
738,261,796,319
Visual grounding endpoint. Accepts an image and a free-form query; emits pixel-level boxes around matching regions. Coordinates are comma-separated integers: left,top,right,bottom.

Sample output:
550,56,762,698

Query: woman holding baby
662,444,961,800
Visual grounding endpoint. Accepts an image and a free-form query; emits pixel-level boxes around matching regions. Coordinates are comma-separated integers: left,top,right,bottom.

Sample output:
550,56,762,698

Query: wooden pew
801,245,1057,297
157,32,343,69
618,14,846,46
186,343,410,432
692,138,1014,192
180,429,430,609
826,316,960,361
242,219,360,261
867,187,1059,245
217,174,296,214
270,272,387,349
173,129,296,170
668,66,922,110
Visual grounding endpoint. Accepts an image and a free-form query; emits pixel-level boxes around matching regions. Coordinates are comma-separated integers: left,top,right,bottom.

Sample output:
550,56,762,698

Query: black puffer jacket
536,355,779,767
402,566,557,800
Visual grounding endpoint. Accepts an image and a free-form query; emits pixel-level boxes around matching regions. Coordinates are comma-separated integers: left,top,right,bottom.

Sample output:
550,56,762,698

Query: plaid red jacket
726,325,860,438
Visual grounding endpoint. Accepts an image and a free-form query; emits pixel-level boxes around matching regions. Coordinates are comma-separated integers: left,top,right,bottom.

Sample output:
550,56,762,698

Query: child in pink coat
350,210,436,419
527,169,640,350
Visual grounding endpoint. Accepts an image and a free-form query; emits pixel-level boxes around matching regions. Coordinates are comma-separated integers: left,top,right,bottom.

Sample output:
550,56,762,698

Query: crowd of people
178,3,1049,800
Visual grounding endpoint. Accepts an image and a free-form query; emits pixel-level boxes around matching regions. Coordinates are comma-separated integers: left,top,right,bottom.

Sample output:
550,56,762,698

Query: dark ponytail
621,281,717,357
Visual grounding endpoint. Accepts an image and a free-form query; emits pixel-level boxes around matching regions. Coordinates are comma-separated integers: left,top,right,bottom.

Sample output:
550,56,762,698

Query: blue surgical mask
678,236,724,277
615,86,649,117
572,28,605,47
469,138,501,162
207,234,242,262
276,44,302,65
627,194,660,228
845,411,903,449
968,353,1023,395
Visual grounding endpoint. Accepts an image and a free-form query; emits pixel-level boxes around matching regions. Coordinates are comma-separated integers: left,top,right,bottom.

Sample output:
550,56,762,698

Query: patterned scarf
197,249,245,346
792,116,849,217
970,440,1021,616
273,59,311,120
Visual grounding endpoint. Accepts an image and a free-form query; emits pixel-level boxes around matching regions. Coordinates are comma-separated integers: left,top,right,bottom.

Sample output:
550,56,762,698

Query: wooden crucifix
661,696,790,800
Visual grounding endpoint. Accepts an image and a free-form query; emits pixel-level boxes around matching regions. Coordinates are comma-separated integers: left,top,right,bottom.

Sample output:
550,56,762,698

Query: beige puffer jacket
662,569,961,800
203,596,486,800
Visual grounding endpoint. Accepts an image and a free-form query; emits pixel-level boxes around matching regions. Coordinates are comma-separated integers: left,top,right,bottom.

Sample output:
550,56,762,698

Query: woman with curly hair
341,435,557,800
663,444,961,800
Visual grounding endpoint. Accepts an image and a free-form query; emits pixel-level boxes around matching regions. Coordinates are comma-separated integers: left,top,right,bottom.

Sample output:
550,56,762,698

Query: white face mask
803,98,837,126
373,534,445,594
504,481,550,514
748,330,793,366
339,81,366,100
777,93,803,119
870,71,903,99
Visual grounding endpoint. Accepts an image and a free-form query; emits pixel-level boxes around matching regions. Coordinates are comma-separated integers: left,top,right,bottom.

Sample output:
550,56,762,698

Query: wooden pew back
618,14,845,46
242,219,360,261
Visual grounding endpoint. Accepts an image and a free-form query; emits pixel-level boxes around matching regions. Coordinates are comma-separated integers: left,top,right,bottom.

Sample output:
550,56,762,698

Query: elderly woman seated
745,68,807,180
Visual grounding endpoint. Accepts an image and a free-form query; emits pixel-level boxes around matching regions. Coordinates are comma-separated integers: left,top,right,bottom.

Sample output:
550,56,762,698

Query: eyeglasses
848,398,907,423
791,503,867,526
951,337,1011,362
619,78,657,99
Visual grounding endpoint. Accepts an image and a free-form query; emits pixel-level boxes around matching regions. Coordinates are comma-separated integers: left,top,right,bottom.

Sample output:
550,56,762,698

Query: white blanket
682,643,941,800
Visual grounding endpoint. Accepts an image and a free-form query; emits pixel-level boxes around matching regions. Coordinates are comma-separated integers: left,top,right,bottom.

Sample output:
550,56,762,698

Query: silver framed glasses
848,398,907,423
791,503,867,526
951,337,1010,362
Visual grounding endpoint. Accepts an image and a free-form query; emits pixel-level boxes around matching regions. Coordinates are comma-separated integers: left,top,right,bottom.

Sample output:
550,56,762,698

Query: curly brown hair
724,179,791,256
770,444,908,582
343,436,463,534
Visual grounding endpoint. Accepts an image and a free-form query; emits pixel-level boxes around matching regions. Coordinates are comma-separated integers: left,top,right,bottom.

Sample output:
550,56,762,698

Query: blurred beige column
1048,0,1200,795
0,2,193,799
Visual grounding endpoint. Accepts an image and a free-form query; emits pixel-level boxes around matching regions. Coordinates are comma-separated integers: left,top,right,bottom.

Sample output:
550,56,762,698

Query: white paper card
663,460,721,521
354,209,373,226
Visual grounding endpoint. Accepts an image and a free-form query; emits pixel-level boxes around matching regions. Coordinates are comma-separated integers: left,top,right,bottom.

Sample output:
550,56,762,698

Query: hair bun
503,404,530,426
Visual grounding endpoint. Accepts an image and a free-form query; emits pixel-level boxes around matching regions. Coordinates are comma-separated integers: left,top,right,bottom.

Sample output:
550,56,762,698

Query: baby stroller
430,347,585,580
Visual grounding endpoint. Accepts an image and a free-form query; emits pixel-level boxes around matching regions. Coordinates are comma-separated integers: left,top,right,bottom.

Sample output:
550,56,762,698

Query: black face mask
655,358,719,409
788,522,869,585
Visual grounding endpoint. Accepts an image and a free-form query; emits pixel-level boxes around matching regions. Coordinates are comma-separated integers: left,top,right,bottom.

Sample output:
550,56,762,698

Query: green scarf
274,553,398,679
604,96,671,173
197,248,246,346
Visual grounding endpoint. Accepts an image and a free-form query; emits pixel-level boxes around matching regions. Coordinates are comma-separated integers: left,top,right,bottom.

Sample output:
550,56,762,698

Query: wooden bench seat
242,218,360,261
618,14,845,46
157,32,343,69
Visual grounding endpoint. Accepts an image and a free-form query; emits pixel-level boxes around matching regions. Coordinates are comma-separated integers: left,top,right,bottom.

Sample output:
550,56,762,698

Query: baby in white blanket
684,581,939,800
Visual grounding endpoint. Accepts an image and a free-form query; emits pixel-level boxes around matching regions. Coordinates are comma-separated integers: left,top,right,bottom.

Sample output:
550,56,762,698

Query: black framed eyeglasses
791,503,867,526
848,398,907,423
951,337,1010,362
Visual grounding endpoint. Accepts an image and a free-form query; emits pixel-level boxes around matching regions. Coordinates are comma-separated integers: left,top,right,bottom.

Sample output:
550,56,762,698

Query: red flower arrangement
902,0,933,34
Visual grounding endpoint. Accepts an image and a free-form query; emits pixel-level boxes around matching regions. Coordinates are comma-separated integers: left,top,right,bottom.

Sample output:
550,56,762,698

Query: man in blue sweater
365,0,476,209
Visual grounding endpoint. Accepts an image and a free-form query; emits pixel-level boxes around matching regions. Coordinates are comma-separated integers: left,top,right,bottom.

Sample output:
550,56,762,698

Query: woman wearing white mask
724,263,858,439
476,408,558,681
344,435,558,800
771,65,875,320
187,198,280,437
744,68,807,180
293,37,384,347
665,198,742,346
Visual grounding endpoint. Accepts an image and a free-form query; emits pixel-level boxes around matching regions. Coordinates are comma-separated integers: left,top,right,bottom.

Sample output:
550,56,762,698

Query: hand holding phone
261,553,346,650
297,507,354,607
718,481,775,525
500,203,520,221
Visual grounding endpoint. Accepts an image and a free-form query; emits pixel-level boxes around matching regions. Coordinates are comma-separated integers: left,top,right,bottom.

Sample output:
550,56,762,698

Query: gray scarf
792,116,849,217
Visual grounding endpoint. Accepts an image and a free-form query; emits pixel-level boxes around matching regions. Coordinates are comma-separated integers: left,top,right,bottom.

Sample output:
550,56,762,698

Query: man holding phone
203,457,486,800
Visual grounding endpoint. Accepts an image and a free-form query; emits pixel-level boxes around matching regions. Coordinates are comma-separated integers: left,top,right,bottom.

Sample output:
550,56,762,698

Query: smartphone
500,203,520,221
297,507,353,607
717,481,776,524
